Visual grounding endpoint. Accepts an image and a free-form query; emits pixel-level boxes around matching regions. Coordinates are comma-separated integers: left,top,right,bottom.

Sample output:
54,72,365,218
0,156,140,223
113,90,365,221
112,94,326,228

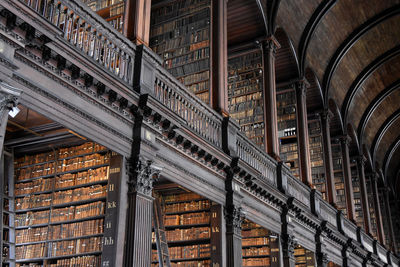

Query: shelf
15,197,106,213
165,208,210,215
164,223,209,229
242,244,269,249
153,256,211,263
15,234,104,247
153,238,210,248
16,215,105,229
16,251,102,263
242,254,270,259
56,163,109,176
16,173,56,183
16,160,56,170
164,198,208,205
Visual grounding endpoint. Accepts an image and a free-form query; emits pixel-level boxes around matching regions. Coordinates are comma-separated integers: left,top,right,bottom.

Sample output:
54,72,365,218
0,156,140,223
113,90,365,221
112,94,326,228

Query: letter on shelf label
110,168,120,174
108,201,117,209
104,236,114,245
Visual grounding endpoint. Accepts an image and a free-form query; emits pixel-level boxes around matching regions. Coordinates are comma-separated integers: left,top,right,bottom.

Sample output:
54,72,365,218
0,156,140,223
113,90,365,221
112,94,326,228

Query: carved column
281,199,296,267
261,36,281,159
369,173,385,245
295,80,312,186
0,83,21,152
382,188,397,252
225,206,245,267
123,0,151,45
123,158,160,267
211,0,229,115
319,109,337,205
356,156,372,234
225,166,244,267
339,135,356,221
316,225,328,267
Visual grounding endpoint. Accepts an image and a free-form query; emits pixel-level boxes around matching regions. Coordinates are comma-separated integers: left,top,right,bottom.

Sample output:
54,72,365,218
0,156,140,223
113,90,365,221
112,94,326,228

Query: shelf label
107,201,117,209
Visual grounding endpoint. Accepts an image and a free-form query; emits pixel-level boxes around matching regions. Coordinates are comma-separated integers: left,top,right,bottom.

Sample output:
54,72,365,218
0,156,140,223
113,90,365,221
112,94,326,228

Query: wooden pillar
281,200,296,267
339,135,356,221
210,0,228,115
319,110,337,205
123,0,151,45
295,80,312,186
369,173,385,245
261,36,281,159
383,189,398,252
0,83,21,152
123,158,160,267
225,168,244,267
355,156,372,234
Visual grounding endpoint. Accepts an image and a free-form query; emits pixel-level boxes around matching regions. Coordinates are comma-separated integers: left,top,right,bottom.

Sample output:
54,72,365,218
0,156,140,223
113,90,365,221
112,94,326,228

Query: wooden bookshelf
367,178,378,240
228,50,264,148
241,219,279,267
7,142,121,267
277,88,299,178
152,189,222,266
308,117,326,200
149,0,211,104
294,245,315,267
331,142,346,216
1,151,16,267
81,0,125,32
350,162,363,228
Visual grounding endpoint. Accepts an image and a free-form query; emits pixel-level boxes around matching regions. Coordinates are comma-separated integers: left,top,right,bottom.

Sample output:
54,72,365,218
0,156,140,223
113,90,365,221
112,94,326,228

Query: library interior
0,0,400,266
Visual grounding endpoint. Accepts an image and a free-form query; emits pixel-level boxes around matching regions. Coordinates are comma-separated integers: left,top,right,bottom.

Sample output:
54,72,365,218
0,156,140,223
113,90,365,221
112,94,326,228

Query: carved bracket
126,157,161,196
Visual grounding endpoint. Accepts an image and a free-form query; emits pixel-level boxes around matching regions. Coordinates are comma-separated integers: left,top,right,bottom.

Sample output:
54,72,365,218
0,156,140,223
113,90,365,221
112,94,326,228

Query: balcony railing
20,0,134,85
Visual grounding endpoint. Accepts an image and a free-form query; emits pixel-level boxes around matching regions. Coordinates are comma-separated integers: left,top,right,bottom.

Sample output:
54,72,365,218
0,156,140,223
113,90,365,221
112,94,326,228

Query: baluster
110,45,116,72
78,22,86,50
72,17,80,46
97,35,104,63
34,0,39,12
88,27,95,56
105,41,112,68
94,33,101,61
53,2,61,27
119,51,126,79
62,9,70,38
41,0,47,16
46,0,54,21
114,48,120,75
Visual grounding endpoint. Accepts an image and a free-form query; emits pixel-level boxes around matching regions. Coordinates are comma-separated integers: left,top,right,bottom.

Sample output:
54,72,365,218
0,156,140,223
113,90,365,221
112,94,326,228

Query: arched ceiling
226,0,400,193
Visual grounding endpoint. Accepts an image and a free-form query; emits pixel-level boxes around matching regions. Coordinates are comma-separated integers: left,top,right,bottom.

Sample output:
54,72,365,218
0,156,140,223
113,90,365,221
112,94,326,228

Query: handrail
236,131,277,185
20,0,135,85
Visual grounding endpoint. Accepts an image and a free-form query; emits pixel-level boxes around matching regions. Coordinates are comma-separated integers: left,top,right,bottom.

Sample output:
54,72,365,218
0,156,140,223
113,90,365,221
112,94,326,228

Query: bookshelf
367,178,378,239
331,142,346,216
149,0,211,104
151,188,222,266
1,151,16,267
241,219,279,267
7,142,121,267
294,245,315,267
81,0,125,32
228,50,264,148
350,162,363,228
308,117,326,200
277,88,299,178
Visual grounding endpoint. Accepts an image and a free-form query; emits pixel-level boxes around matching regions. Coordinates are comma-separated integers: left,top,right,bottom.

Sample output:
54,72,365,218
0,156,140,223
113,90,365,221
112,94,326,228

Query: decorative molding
126,158,160,196
224,206,245,235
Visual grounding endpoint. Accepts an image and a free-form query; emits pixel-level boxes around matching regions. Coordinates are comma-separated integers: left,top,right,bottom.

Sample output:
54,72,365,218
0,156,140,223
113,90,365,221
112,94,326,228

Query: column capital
366,171,378,182
261,35,281,54
282,234,297,259
224,206,245,235
318,108,334,123
126,157,161,196
355,155,367,166
0,82,22,113
294,78,310,95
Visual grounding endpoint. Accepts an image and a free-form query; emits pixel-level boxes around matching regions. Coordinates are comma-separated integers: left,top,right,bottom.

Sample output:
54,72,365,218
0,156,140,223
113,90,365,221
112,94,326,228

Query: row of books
186,79,209,93
230,108,263,121
164,47,209,69
16,163,56,181
164,200,210,213
15,152,55,168
164,212,210,226
242,246,269,256
164,192,205,203
243,258,270,266
16,226,48,244
15,201,105,227
228,84,262,97
152,260,211,267
169,58,209,78
57,153,109,172
58,143,106,159
16,243,46,259
177,70,209,86
242,228,269,238
151,28,209,55
98,0,123,9
242,237,270,246
230,92,262,105
15,185,106,210
15,167,108,196
48,236,102,257
150,0,210,26
165,227,210,241
152,244,210,261
50,219,104,240
46,255,101,267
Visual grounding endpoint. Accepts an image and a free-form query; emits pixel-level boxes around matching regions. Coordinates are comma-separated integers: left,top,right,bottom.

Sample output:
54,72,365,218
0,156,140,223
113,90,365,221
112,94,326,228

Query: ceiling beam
255,0,281,36
342,45,400,127
298,0,337,76
322,5,400,103
371,108,400,164
255,0,268,35
383,135,400,177
358,79,400,146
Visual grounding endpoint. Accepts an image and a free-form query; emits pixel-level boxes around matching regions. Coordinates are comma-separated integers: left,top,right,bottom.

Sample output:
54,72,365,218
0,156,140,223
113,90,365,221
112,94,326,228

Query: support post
295,80,312,186
281,199,296,267
225,162,244,267
369,173,385,245
382,188,397,252
316,223,328,267
123,158,160,267
356,155,372,234
123,0,152,45
261,36,281,159
211,0,229,115
319,109,337,205
339,135,356,222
